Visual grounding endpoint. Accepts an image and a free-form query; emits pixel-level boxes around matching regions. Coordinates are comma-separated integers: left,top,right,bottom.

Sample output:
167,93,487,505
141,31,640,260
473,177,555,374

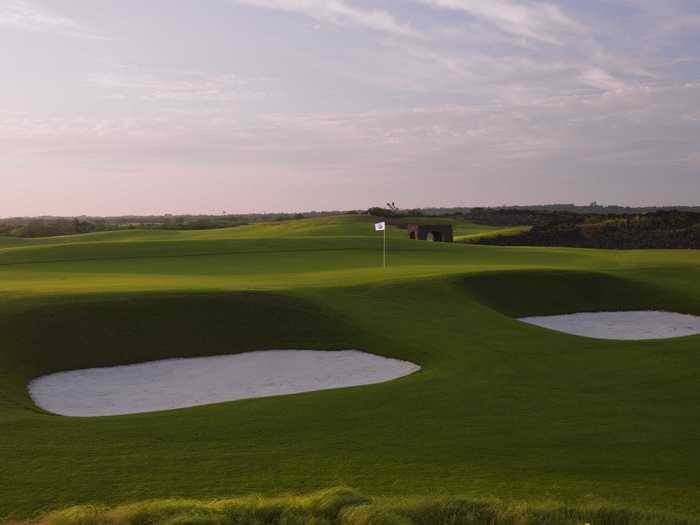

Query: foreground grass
1,216,700,521
36,488,700,525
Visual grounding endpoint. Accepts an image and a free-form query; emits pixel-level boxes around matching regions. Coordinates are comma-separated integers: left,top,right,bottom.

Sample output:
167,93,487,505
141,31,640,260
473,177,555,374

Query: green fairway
2,215,700,522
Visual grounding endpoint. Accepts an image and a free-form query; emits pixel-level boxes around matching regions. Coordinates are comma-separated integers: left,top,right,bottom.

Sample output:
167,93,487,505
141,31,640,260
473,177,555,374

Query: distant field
2,215,700,522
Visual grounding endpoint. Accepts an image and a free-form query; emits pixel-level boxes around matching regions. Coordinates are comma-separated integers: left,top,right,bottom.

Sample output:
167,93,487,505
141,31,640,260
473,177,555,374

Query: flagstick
383,226,386,268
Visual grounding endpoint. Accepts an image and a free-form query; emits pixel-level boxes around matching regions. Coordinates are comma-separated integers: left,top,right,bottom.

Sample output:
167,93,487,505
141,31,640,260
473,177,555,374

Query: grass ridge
24,488,699,525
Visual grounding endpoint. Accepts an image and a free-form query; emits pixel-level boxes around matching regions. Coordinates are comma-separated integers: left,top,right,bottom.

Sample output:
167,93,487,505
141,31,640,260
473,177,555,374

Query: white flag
374,221,386,231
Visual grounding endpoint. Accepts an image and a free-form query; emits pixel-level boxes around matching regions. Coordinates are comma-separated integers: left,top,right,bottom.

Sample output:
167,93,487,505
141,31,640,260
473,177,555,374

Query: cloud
579,68,628,93
3,0,700,211
0,0,97,38
414,0,584,44
87,67,276,104
234,0,418,37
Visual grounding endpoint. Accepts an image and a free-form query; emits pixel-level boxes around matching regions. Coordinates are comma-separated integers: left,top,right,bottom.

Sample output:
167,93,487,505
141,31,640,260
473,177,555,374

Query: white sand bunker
29,350,419,417
519,310,700,340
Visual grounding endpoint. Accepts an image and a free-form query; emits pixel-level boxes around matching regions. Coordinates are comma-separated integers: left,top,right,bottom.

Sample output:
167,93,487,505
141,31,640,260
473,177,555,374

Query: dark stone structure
406,223,454,242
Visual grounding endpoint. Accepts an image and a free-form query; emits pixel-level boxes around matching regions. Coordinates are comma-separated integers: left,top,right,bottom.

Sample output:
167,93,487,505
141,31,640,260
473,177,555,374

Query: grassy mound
36,488,698,525
462,270,700,318
0,292,366,412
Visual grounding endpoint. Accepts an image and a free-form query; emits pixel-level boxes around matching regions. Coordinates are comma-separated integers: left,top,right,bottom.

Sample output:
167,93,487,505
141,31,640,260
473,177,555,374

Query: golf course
2,214,700,523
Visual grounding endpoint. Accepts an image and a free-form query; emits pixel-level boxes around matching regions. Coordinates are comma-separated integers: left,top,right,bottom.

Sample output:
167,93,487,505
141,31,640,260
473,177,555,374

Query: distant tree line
472,210,700,249
0,218,107,238
369,204,700,224
418,203,700,216
367,206,427,218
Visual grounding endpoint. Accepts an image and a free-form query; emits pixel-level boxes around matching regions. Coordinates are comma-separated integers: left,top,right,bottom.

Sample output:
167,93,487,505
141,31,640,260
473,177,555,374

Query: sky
1,0,699,216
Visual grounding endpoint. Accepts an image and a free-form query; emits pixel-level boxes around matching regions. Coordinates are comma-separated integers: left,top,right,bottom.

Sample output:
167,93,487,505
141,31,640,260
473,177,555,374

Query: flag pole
383,224,386,268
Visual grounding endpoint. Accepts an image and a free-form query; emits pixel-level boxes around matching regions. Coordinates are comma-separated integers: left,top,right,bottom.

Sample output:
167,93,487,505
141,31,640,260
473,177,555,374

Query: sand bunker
29,350,420,417
519,310,700,340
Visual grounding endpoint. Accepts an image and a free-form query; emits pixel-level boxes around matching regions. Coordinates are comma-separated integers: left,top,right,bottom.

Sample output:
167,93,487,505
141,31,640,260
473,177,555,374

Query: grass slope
1,216,700,522
456,225,531,242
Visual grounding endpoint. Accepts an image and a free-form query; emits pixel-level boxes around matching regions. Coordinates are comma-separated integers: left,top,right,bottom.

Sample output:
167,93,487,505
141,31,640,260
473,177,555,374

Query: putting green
1,215,700,522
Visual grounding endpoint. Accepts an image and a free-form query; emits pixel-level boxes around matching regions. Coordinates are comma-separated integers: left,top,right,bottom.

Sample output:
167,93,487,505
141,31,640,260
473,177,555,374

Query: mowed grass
1,216,700,522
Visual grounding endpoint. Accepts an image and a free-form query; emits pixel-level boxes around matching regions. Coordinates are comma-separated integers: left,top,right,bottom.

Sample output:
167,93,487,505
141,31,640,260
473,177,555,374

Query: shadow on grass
462,270,700,319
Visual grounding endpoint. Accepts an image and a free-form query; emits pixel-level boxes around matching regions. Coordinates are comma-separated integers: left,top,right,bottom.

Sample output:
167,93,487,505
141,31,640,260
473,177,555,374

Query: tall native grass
34,488,699,525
